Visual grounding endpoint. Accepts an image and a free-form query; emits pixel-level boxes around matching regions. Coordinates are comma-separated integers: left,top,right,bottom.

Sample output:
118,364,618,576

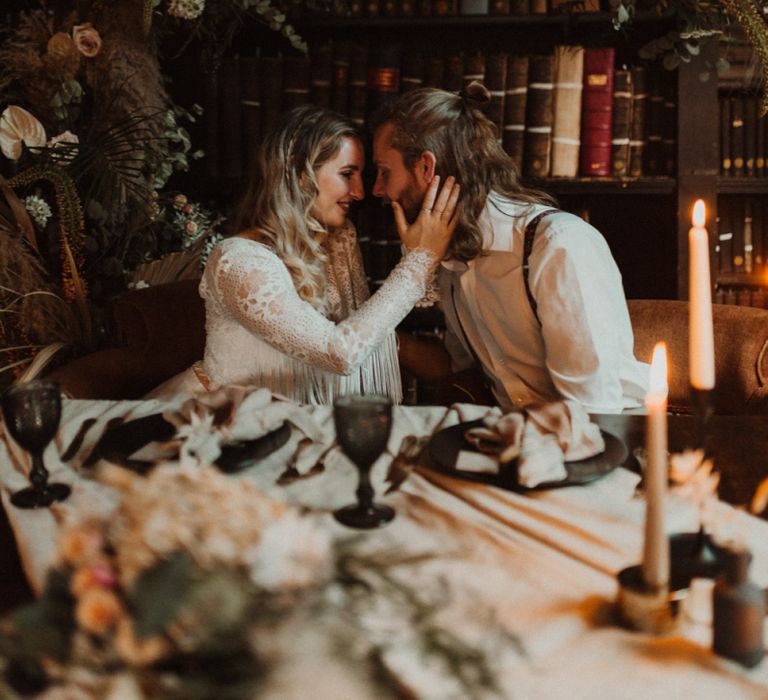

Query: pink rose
71,559,117,595
72,23,102,58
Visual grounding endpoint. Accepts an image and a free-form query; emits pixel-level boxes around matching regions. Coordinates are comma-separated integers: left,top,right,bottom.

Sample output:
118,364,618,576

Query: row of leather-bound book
325,0,601,18
720,94,768,178
716,196,768,279
202,43,675,181
715,285,768,308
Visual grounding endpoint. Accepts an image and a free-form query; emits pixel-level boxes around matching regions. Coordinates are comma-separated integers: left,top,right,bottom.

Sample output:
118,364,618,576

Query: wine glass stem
356,467,374,510
29,452,49,490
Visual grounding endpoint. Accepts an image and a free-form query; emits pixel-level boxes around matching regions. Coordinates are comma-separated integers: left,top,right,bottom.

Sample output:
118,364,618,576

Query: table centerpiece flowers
0,458,518,699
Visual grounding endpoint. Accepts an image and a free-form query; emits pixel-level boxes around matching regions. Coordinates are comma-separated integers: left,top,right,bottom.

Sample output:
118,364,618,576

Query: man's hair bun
459,81,491,108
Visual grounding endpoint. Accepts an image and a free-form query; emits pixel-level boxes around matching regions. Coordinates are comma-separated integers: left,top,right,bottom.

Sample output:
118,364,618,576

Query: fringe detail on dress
326,331,402,405
212,331,402,405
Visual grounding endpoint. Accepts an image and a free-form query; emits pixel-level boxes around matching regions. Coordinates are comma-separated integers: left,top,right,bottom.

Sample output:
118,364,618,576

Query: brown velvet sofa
48,279,205,400
630,299,768,415
46,282,768,415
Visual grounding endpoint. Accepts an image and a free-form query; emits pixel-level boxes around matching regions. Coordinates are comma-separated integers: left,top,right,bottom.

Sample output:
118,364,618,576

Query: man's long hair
372,82,554,261
231,105,361,309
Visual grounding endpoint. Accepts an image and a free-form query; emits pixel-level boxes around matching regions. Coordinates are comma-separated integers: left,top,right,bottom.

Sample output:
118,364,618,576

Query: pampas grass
0,195,85,380
85,35,170,211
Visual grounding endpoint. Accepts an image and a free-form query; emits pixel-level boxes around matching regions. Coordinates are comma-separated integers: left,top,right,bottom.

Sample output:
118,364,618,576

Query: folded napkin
159,386,324,468
459,400,605,488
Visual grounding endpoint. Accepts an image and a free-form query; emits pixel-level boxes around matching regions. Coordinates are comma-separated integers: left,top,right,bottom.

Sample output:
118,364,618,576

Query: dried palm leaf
129,237,205,287
69,110,166,219
17,342,65,383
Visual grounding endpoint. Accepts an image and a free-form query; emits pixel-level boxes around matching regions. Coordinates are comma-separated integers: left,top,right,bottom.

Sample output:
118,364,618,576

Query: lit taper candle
643,342,670,590
689,199,715,391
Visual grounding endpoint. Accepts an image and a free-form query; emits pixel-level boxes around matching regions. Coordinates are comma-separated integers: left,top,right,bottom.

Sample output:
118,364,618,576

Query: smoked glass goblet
1,380,71,509
333,394,395,529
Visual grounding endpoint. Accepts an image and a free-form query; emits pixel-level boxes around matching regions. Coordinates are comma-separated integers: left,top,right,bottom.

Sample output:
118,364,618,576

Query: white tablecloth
1,397,768,699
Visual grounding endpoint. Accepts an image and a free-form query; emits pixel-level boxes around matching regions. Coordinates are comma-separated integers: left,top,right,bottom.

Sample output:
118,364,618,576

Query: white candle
689,199,715,390
642,342,670,590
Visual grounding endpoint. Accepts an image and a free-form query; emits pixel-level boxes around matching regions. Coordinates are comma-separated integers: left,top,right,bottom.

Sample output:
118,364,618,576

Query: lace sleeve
211,238,436,375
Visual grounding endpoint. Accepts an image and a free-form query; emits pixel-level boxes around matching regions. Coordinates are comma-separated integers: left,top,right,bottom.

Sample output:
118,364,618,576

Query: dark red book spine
331,43,351,116
240,56,262,176
720,96,732,176
260,56,284,139
523,53,555,179
348,43,369,127
579,47,615,177
443,53,464,93
203,68,220,179
310,43,333,109
731,95,745,177
401,51,425,93
219,56,243,179
282,56,311,112
366,46,401,123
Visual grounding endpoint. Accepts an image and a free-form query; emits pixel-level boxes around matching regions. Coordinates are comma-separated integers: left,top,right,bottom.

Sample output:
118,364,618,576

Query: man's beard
399,179,425,223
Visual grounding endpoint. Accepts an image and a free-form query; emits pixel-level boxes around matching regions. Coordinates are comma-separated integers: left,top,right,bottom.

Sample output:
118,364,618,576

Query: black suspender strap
449,273,482,367
522,209,557,326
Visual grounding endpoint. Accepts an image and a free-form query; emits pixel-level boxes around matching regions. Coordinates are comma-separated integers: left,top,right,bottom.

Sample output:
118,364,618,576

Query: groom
371,83,648,414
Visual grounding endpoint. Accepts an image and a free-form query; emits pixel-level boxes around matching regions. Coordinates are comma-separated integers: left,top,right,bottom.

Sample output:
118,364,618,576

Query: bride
149,105,460,404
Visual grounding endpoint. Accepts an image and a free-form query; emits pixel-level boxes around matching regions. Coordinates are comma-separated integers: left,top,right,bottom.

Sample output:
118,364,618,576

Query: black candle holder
616,565,676,634
669,530,727,591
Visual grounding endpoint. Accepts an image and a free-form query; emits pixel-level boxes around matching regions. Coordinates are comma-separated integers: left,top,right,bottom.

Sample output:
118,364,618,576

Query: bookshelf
174,10,758,304
711,31,768,308
287,11,689,300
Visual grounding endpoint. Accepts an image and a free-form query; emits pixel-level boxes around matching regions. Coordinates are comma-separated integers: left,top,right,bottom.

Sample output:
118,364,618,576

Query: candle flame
649,342,668,396
692,199,706,228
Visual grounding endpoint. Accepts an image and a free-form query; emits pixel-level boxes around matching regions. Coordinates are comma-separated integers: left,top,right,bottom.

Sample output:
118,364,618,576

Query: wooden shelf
716,272,768,287
297,10,669,30
535,177,676,195
717,178,768,194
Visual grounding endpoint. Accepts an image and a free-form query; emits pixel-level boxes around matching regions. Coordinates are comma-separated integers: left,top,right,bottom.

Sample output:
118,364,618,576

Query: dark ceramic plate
83,413,291,474
427,419,627,492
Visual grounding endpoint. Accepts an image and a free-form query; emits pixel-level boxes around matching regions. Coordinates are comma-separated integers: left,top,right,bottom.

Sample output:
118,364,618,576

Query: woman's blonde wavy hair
231,106,361,309
372,82,555,262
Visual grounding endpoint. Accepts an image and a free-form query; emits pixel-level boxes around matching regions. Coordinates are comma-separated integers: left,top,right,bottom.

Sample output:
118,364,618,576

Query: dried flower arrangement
0,3,216,379
150,0,319,58
610,0,768,113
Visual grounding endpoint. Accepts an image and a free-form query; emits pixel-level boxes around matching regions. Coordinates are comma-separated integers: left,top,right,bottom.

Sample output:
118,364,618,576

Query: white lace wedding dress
148,223,436,404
